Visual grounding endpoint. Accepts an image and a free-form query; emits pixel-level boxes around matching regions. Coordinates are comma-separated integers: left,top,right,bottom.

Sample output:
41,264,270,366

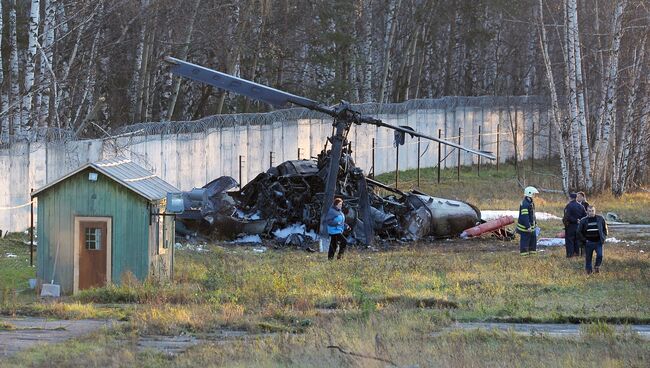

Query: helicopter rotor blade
165,56,335,116
167,57,495,160
373,120,496,160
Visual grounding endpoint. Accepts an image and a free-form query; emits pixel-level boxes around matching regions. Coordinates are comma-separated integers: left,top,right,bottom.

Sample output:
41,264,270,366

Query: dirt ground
0,317,121,357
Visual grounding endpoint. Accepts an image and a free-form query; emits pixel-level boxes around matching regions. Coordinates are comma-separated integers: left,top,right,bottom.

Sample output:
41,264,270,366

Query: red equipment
460,216,514,238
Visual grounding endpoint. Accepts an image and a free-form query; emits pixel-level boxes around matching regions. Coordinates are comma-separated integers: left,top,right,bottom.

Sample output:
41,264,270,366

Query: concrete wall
0,97,553,232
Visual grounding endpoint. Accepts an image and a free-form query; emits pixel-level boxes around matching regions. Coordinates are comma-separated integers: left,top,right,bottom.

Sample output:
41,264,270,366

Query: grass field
1,162,649,367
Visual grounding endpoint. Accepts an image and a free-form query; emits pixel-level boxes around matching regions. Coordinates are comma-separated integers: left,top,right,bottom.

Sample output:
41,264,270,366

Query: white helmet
524,186,539,197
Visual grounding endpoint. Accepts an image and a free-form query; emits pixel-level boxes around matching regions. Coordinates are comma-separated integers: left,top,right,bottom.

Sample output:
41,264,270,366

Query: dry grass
4,309,649,367
2,161,649,366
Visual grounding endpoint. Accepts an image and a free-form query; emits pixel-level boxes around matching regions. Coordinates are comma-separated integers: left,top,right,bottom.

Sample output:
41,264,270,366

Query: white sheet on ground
537,238,565,246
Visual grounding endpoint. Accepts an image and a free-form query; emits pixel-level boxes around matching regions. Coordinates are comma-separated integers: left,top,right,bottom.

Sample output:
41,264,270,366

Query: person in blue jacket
517,186,539,256
563,192,587,257
325,197,349,260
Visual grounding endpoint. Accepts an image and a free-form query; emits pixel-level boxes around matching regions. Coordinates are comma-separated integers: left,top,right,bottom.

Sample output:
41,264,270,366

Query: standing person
325,198,348,260
576,191,590,212
577,205,608,274
563,193,587,257
575,191,590,255
516,186,539,256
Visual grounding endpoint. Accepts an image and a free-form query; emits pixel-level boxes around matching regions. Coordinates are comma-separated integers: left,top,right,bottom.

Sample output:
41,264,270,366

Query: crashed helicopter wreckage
166,57,497,245
175,150,483,243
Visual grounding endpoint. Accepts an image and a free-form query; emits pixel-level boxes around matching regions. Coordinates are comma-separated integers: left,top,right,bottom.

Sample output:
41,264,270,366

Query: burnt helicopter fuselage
175,145,481,242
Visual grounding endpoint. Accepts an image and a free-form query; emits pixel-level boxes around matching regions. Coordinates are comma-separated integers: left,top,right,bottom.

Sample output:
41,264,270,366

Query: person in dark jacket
517,186,539,255
325,198,348,260
563,192,587,257
577,205,608,274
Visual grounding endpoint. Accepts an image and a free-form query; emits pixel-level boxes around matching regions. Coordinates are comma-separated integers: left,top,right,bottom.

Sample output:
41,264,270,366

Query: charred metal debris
175,145,482,245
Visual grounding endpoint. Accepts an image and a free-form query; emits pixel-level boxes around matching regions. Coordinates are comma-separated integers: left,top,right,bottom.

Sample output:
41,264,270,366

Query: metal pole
298,148,301,160
371,138,375,178
417,137,421,188
496,124,500,172
546,121,553,163
30,189,34,267
531,118,535,170
457,127,462,181
395,144,399,188
239,155,243,188
319,121,348,244
437,129,442,184
269,151,273,168
477,126,481,177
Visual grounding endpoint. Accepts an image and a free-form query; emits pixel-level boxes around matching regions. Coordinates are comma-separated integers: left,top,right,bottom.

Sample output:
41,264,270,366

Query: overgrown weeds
74,273,203,305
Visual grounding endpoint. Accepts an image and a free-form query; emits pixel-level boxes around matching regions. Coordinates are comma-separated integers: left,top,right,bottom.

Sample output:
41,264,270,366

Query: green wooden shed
31,157,180,294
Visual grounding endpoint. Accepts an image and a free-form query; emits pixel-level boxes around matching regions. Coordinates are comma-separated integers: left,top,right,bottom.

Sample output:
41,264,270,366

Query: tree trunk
0,0,7,142
21,0,41,140
538,0,569,193
216,0,243,115
612,40,644,196
243,4,267,113
130,0,149,122
379,0,401,103
572,0,591,191
39,0,57,128
632,78,650,183
523,5,537,95
167,0,201,120
565,0,583,189
592,0,627,191
8,0,21,138
359,0,373,102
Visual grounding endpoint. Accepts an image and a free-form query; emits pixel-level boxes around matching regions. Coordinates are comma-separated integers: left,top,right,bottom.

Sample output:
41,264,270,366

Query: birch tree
572,1,591,191
39,0,57,128
21,0,41,139
358,0,373,102
612,39,645,196
565,0,584,188
538,0,569,193
0,0,6,142
378,0,401,103
591,0,627,191
167,0,201,120
8,0,21,137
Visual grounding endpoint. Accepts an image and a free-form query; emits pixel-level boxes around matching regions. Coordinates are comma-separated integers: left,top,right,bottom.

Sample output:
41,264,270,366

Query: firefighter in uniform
517,186,539,255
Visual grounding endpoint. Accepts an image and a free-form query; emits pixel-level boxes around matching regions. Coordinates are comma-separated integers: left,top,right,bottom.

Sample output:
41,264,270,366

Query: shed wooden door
78,220,108,289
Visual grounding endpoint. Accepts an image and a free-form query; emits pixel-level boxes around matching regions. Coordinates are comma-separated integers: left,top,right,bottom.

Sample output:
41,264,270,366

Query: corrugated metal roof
32,157,179,201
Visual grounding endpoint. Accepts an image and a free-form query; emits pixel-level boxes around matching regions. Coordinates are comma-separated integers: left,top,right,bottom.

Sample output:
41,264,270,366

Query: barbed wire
115,96,548,137
0,96,548,146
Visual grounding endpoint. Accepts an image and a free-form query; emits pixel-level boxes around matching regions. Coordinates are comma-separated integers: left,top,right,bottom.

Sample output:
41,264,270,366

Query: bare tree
591,0,627,191
538,0,569,193
8,0,21,137
612,37,645,196
20,0,42,139
0,0,6,142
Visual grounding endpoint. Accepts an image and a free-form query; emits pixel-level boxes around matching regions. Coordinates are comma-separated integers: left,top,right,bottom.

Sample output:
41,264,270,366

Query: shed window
85,228,102,250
